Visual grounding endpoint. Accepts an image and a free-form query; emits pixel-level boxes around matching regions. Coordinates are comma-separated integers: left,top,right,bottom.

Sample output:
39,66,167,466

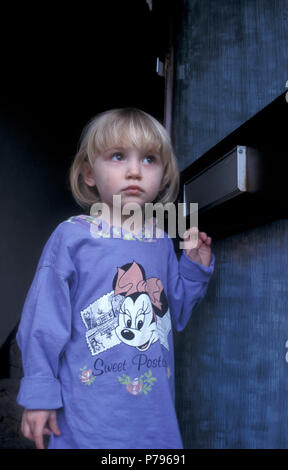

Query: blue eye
143,155,156,164
111,153,124,161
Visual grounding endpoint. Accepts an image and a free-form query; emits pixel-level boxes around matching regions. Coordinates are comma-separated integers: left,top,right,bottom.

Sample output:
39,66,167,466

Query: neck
91,201,156,236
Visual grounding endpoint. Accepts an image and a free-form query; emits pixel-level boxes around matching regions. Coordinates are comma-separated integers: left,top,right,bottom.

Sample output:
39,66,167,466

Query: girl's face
82,146,164,210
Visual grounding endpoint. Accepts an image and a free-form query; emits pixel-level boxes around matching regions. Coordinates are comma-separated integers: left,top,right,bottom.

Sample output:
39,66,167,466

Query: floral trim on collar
66,215,160,242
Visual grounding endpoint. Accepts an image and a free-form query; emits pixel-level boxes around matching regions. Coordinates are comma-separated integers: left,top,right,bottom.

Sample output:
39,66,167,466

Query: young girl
16,108,215,449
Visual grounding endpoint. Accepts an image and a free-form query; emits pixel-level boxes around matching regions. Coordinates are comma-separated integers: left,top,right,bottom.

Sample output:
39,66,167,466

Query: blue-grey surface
174,218,288,448
172,0,288,170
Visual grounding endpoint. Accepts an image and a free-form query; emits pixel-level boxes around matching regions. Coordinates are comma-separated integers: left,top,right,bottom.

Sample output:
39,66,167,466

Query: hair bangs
86,109,164,163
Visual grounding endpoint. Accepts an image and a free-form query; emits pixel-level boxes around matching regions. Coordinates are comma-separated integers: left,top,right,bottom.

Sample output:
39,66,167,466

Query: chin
121,198,145,209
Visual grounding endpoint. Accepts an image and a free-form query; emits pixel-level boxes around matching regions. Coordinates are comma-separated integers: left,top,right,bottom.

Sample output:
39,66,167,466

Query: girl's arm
16,265,72,410
16,223,75,447
166,230,215,332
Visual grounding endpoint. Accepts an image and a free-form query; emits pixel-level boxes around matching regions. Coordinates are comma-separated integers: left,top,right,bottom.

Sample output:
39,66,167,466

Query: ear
81,160,96,187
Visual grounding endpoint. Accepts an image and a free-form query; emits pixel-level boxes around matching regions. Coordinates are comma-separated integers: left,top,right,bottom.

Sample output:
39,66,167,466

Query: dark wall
174,218,288,449
172,0,288,170
0,108,77,347
0,0,166,347
172,0,288,448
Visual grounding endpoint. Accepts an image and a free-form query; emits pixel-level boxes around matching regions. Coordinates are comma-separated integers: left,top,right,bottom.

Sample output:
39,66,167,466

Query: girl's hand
21,409,61,449
183,227,212,267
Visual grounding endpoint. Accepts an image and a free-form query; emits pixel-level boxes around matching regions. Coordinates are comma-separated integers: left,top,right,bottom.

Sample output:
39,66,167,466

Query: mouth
122,185,143,194
138,339,150,350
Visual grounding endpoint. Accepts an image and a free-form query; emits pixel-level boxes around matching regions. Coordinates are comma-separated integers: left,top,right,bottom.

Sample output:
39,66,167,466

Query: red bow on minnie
114,261,163,311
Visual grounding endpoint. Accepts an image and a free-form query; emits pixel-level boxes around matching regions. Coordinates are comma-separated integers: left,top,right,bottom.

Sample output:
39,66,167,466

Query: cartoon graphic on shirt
114,261,169,352
80,261,171,356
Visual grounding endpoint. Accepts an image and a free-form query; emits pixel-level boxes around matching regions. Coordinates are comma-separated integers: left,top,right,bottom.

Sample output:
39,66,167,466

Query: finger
34,432,45,450
48,413,61,436
22,420,34,441
43,427,51,436
33,423,45,450
183,228,199,250
183,227,198,239
21,411,35,441
184,236,198,250
199,231,208,242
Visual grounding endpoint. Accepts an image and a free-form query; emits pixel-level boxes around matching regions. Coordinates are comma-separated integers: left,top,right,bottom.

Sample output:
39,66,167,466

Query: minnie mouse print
80,261,171,356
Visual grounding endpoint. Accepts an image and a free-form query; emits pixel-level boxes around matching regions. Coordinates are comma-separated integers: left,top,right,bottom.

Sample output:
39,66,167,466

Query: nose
126,156,141,179
121,329,135,340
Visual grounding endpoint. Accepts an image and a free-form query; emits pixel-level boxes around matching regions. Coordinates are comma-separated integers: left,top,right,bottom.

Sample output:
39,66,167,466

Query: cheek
154,166,164,185
95,174,118,202
150,171,164,194
101,171,120,191
92,161,117,187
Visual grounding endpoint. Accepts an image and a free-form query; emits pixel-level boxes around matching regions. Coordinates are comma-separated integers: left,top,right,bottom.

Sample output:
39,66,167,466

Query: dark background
0,0,174,347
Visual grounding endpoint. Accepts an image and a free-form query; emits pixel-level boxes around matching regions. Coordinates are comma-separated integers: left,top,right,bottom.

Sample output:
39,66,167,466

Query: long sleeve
16,223,75,410
17,266,72,409
167,238,215,332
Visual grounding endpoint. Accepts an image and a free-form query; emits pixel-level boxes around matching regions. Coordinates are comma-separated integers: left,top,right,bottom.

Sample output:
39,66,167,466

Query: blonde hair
69,108,180,209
